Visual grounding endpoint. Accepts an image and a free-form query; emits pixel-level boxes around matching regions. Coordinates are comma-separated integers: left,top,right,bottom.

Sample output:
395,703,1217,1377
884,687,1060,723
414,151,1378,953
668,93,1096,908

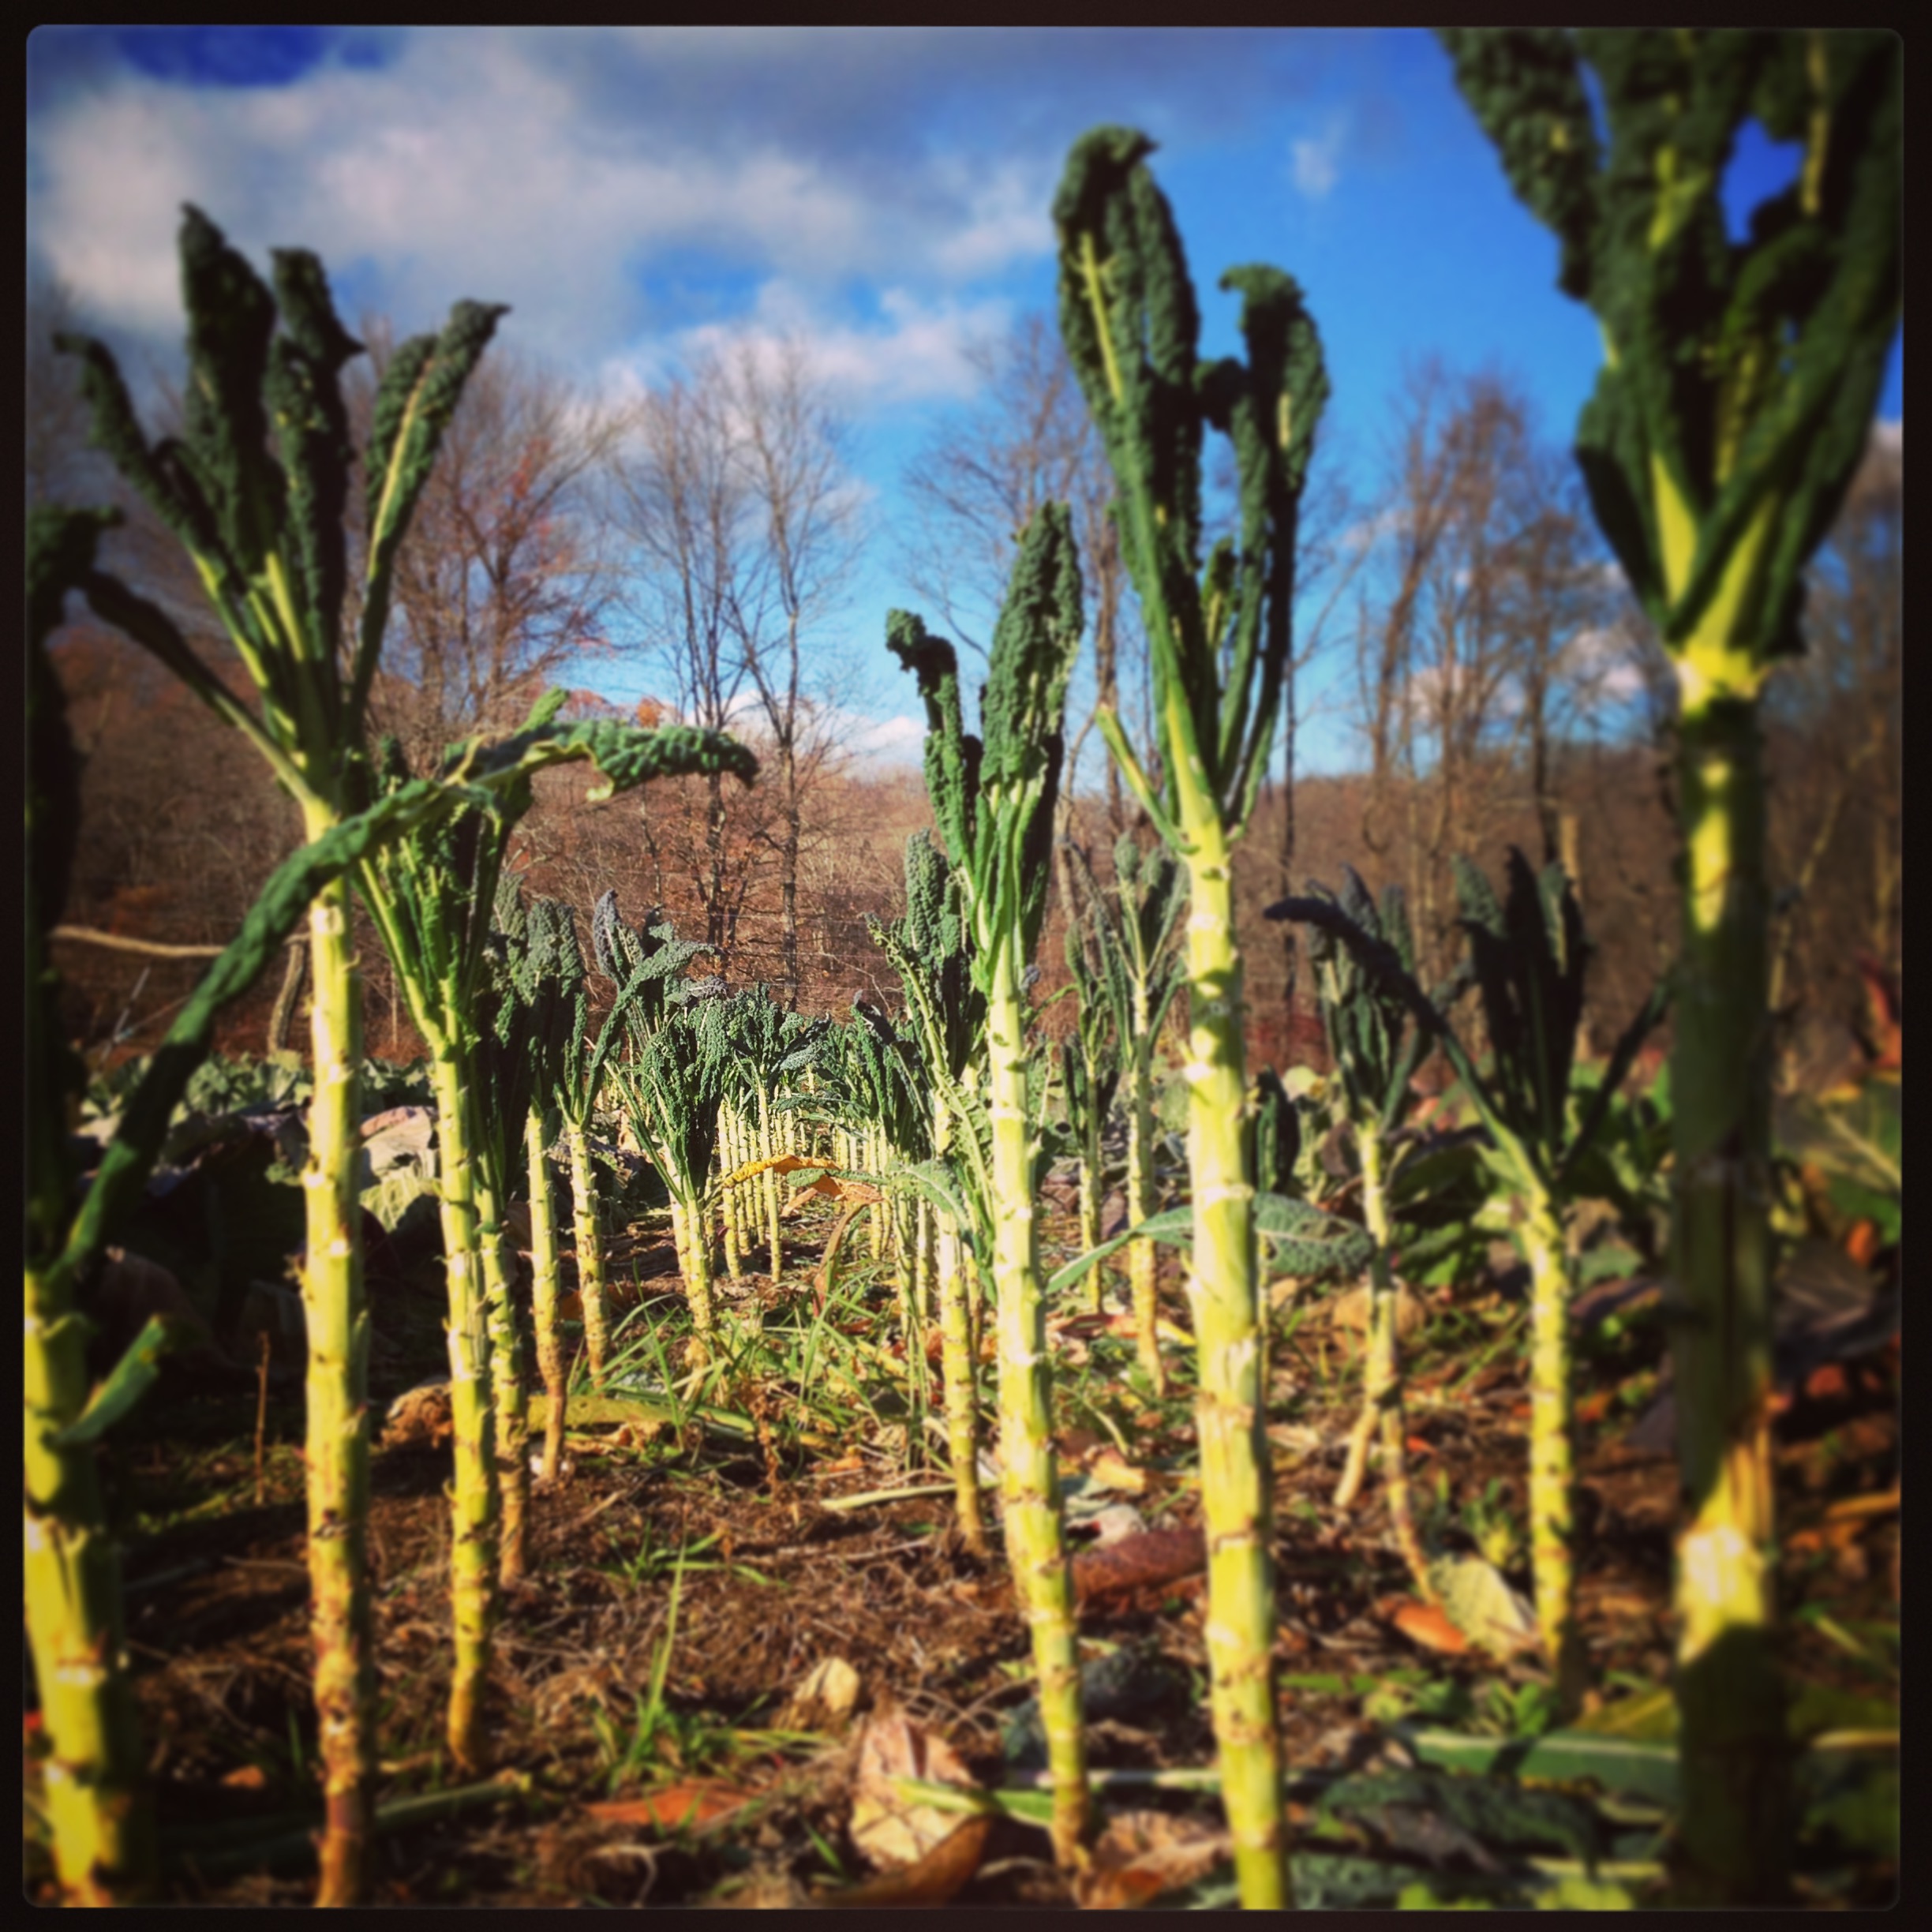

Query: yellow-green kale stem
24,1251,157,1904
987,974,1089,1867
526,1108,567,1485
1522,1197,1584,1705
477,1175,530,1586
1177,841,1288,1911
298,883,376,1904
933,1094,987,1557
429,1051,499,1774
565,1122,613,1385
1670,682,1785,1896
1332,1133,1432,1597
1125,995,1165,1394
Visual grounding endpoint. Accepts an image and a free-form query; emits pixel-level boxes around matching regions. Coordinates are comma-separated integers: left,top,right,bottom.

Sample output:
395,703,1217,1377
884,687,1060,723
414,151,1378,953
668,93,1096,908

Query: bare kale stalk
54,215,504,1904
886,504,1088,1867
358,713,754,1772
1054,126,1330,1909
1275,871,1451,1596
1061,836,1187,1384
1274,854,1667,1714
26,509,467,1904
869,833,991,1553
1440,29,1900,1900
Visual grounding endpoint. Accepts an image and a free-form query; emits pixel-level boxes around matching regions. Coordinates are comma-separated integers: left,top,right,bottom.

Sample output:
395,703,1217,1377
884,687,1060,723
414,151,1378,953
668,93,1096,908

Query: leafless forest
32,274,1900,1086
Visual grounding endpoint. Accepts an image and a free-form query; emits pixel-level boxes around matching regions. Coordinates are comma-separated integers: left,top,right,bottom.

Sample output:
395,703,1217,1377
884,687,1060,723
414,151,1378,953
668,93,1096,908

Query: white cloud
1290,115,1345,201
1558,623,1648,705
603,279,1012,417
852,713,927,757
28,29,1057,378
927,154,1057,279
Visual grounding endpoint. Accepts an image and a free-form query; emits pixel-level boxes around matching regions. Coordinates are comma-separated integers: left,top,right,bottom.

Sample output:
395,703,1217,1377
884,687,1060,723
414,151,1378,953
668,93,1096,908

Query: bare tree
609,356,764,962
717,339,865,1006
348,321,627,767
1350,361,1618,989
1765,424,1902,1014
900,310,1139,839
26,268,111,511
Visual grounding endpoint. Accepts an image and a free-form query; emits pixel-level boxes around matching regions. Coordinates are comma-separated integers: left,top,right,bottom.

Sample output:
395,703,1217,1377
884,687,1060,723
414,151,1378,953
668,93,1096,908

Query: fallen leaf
381,1380,454,1450
814,1814,991,1908
1787,1518,1863,1559
1086,1447,1148,1495
221,1764,268,1790
796,1172,885,1205
1384,1598,1471,1656
1050,1314,1114,1342
1329,1282,1427,1339
783,1657,861,1734
1822,1486,1899,1522
1073,1808,1230,1908
849,1696,977,1870
1425,1554,1541,1660
501,1200,532,1254
586,1781,754,1835
1071,1526,1206,1605
1803,1363,1851,1402
727,1153,833,1185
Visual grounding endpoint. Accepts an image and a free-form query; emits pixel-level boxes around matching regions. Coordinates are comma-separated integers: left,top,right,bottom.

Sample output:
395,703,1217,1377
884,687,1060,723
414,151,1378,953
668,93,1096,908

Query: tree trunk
781,741,802,1009
705,767,727,957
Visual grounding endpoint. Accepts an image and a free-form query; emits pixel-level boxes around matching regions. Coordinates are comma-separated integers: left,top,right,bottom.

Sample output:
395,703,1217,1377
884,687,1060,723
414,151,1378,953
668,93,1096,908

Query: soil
24,1198,1900,1908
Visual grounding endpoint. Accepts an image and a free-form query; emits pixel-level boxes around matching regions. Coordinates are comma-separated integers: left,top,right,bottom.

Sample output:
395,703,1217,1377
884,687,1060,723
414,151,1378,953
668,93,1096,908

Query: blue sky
27,25,1903,777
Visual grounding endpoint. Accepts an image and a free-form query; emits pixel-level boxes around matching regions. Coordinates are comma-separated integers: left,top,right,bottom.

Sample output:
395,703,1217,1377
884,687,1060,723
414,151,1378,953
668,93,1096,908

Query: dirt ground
24,1196,1900,1908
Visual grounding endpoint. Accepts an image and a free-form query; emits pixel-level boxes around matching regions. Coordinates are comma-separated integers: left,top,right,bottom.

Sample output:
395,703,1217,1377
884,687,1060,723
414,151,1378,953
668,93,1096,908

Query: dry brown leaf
1086,1448,1149,1495
1329,1282,1427,1340
728,1152,833,1185
792,1172,883,1204
585,1781,754,1836
849,1695,977,1870
1822,1486,1900,1522
1383,1597,1472,1656
501,1200,532,1254
381,1380,454,1450
95,1248,227,1366
814,1814,992,1908
1071,1526,1206,1606
783,1657,861,1734
1073,1808,1230,1909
